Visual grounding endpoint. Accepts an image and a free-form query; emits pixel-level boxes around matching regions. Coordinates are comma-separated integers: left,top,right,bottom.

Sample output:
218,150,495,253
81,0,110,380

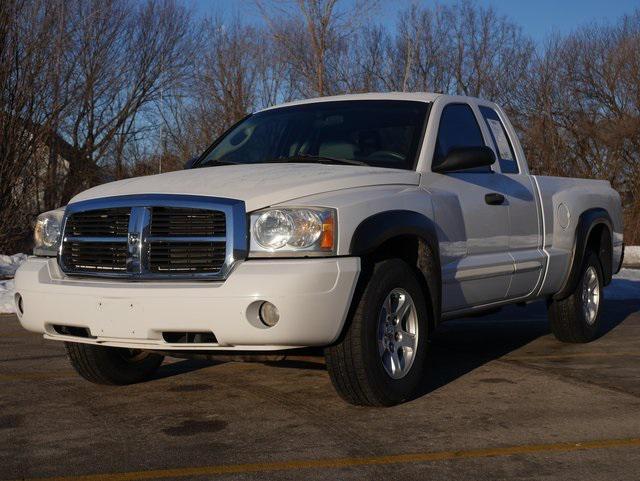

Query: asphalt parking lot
1,289,640,480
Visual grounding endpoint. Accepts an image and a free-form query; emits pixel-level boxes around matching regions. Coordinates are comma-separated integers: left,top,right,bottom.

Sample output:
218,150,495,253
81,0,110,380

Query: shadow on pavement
153,358,221,381
416,303,549,398
598,297,640,337
415,294,639,399
147,285,639,400
263,358,327,371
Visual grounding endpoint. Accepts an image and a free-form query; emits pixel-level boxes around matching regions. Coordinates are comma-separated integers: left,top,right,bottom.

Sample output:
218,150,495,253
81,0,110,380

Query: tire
548,251,604,343
325,258,429,406
65,342,164,385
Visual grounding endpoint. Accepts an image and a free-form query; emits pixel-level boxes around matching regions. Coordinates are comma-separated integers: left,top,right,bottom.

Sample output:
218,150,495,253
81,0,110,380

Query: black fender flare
554,207,613,300
349,210,442,326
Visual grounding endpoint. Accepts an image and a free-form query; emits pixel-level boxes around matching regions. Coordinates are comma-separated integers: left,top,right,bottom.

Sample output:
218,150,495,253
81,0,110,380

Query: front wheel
325,259,429,406
548,251,604,343
65,342,164,385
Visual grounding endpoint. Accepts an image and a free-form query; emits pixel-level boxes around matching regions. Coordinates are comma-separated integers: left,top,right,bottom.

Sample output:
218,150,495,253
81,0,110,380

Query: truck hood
70,163,421,212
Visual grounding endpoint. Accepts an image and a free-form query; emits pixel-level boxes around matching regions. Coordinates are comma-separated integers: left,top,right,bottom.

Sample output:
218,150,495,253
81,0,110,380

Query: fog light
258,301,280,327
14,293,24,316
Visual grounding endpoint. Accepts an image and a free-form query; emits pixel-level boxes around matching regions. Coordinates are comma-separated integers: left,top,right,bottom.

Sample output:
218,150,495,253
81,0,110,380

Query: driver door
424,103,513,312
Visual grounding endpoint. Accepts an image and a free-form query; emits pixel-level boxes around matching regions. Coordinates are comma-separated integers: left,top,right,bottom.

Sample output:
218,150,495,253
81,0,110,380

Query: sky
186,0,640,44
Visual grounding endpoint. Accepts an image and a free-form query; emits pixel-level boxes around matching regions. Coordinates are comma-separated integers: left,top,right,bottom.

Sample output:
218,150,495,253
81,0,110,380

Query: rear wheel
548,251,604,343
65,343,164,385
325,259,429,406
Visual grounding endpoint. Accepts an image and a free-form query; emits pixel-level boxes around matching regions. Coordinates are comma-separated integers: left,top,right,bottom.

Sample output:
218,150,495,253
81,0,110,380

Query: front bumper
14,257,360,351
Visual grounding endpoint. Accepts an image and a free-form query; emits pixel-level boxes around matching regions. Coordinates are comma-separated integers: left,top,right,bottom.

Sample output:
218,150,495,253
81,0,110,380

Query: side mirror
183,157,198,169
432,146,495,173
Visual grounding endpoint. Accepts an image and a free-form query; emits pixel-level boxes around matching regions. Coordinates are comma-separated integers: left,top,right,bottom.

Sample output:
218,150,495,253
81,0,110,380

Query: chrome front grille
59,195,246,280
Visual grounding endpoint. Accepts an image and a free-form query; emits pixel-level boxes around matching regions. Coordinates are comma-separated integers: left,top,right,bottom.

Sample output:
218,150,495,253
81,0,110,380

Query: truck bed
532,175,623,297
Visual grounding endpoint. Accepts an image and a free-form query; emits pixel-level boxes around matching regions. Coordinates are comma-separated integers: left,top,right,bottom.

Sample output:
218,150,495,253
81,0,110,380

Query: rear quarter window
479,106,519,174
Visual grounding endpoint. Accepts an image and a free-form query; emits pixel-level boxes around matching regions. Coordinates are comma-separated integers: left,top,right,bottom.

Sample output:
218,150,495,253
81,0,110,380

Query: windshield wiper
265,154,367,167
196,159,243,168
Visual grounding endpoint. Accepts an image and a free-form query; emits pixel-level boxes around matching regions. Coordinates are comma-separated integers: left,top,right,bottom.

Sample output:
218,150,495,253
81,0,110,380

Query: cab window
433,103,490,172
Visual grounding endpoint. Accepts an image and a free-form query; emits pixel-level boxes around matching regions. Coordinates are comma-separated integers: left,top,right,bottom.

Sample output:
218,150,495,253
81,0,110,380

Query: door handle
485,193,505,205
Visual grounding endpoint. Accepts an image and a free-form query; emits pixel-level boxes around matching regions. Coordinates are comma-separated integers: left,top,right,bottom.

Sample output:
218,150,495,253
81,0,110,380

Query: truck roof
259,92,442,112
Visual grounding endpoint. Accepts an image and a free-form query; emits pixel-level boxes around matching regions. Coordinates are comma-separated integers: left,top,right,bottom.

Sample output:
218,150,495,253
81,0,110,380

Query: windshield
196,100,429,170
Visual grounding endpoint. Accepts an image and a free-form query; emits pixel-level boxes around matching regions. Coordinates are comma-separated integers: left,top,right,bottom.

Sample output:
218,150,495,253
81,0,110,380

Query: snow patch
624,246,640,268
0,253,27,277
615,268,640,281
606,268,640,301
0,279,17,314
0,253,28,314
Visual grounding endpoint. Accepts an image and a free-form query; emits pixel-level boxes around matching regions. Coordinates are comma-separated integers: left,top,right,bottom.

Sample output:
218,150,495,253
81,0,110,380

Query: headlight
250,207,336,256
34,208,65,257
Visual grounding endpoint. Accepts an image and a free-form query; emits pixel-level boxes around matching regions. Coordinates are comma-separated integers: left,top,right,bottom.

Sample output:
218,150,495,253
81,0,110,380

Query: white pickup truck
15,93,624,406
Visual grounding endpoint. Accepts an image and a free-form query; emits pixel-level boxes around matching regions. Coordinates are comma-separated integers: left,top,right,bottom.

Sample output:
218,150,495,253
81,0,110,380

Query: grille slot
162,331,218,344
62,241,128,272
65,209,130,237
150,207,225,237
149,241,226,273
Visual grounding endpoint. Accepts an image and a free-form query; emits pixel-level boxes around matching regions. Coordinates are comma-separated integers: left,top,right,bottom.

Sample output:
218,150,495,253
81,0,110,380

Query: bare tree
0,0,76,251
443,1,535,106
57,0,196,197
2,0,640,252
157,15,269,164
386,4,455,93
518,11,640,242
257,0,379,97
346,1,533,103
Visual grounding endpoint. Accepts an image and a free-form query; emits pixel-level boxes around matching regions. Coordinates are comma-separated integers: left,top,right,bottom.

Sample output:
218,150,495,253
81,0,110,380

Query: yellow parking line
12,437,640,481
